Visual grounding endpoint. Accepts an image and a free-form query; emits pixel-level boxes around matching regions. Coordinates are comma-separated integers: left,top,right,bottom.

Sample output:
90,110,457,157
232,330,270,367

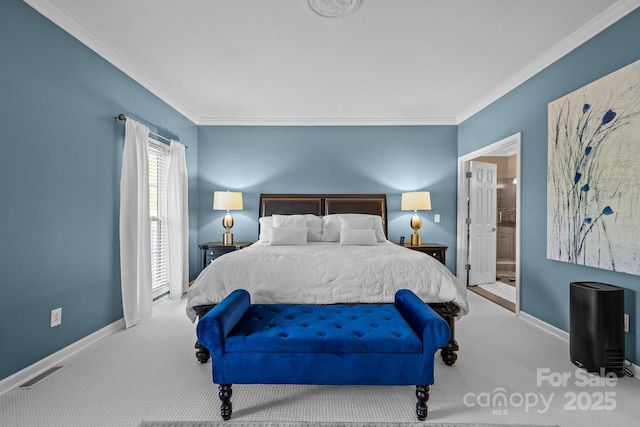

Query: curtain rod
116,114,187,148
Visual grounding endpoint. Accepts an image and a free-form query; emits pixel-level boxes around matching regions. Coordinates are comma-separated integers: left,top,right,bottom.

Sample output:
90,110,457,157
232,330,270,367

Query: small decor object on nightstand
213,191,243,245
401,191,431,246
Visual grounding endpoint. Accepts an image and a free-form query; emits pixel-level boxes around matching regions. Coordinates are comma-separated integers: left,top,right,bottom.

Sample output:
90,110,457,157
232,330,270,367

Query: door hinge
466,218,471,225
465,264,471,271
466,172,472,178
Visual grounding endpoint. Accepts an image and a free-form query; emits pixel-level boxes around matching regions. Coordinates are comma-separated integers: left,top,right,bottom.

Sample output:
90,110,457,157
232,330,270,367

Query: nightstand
199,242,252,272
400,243,448,265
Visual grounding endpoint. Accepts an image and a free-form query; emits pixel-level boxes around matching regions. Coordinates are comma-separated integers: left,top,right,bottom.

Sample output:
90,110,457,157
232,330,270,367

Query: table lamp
401,191,431,246
213,191,243,245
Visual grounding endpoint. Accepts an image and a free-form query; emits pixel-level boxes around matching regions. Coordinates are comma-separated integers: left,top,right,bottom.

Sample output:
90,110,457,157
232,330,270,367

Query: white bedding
186,241,468,322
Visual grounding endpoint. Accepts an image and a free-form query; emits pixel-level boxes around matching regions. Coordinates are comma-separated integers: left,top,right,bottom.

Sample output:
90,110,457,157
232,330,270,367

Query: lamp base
410,233,422,246
222,232,234,246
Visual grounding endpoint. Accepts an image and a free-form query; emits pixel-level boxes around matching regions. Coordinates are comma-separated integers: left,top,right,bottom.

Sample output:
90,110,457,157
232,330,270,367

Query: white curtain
119,119,153,329
167,140,189,299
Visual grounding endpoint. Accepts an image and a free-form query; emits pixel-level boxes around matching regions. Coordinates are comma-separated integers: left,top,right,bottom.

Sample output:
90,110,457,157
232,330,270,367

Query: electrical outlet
50,308,62,328
434,214,441,223
624,314,629,333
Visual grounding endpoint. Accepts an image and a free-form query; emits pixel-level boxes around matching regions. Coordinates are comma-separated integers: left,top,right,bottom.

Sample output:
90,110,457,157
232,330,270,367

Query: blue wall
197,125,459,271
459,9,640,363
0,0,199,381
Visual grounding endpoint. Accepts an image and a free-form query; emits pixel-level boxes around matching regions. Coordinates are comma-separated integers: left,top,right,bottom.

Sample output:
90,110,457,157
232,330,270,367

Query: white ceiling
24,0,639,125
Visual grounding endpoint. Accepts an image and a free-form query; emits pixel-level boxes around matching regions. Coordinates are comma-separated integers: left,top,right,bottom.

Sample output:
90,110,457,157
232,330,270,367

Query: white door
468,161,497,285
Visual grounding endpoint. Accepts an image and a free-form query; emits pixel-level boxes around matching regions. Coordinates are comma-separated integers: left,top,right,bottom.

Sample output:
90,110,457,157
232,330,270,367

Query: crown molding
23,0,200,125
457,0,640,123
196,115,458,126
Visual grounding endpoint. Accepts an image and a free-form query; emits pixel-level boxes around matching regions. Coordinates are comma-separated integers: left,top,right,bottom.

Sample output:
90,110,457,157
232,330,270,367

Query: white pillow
339,215,373,231
340,228,378,246
370,216,387,242
273,214,306,228
259,216,273,242
273,214,322,242
322,214,386,242
305,214,323,242
269,227,308,246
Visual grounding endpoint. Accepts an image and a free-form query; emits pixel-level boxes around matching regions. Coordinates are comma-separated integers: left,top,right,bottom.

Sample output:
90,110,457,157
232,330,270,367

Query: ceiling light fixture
305,0,361,18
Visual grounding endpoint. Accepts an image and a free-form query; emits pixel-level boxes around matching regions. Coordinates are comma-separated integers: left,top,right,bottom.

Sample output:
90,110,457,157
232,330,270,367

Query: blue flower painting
547,59,640,275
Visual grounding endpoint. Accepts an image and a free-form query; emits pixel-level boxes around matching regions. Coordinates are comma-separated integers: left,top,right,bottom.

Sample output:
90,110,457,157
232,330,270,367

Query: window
148,139,169,294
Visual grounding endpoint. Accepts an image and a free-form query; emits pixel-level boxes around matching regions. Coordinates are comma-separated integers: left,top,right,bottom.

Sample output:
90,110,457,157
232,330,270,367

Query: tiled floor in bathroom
469,261,517,312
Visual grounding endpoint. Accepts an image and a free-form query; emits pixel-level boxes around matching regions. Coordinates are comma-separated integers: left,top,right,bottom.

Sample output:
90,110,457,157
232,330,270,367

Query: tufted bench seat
197,289,451,421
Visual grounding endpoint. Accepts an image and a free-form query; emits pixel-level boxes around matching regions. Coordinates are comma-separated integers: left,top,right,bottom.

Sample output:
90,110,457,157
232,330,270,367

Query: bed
187,193,467,365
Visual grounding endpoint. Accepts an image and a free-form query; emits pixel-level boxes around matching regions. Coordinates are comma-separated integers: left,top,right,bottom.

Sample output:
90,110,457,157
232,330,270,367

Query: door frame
456,132,522,314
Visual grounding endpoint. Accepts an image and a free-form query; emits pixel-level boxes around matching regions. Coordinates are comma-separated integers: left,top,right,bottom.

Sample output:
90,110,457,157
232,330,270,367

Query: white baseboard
626,360,640,379
519,310,570,341
519,310,639,380
0,318,125,396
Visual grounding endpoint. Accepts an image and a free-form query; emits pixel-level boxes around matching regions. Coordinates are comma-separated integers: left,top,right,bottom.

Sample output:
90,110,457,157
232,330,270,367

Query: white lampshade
213,191,243,211
401,192,431,211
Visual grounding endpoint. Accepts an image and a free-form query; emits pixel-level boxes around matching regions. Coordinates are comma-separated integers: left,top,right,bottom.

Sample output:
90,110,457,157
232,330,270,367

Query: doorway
456,133,521,314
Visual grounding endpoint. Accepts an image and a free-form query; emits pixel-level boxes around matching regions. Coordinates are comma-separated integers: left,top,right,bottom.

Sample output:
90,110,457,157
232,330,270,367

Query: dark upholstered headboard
259,193,388,236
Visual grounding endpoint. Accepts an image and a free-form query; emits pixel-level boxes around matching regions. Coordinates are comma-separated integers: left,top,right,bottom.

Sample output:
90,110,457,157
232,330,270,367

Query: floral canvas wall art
547,59,640,275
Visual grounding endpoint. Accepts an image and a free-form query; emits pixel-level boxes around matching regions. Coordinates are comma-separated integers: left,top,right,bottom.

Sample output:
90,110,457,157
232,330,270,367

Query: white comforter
186,241,468,322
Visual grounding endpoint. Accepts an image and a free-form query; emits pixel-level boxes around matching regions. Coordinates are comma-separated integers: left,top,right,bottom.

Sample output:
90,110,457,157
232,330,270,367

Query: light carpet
4,293,640,427
139,422,555,427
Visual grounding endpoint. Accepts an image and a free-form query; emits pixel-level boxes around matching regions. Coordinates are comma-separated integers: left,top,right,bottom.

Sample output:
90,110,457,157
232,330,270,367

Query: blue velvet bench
196,289,451,421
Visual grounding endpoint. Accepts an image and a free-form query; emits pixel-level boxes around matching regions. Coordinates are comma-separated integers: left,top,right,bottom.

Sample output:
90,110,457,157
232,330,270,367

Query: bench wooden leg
219,384,233,420
416,385,429,420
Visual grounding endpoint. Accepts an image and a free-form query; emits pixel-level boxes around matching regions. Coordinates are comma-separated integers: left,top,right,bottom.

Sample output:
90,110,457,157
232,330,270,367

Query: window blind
148,139,169,292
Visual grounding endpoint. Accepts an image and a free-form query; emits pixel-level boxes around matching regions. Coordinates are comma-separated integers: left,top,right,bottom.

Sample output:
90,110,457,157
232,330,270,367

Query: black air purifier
570,282,624,377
